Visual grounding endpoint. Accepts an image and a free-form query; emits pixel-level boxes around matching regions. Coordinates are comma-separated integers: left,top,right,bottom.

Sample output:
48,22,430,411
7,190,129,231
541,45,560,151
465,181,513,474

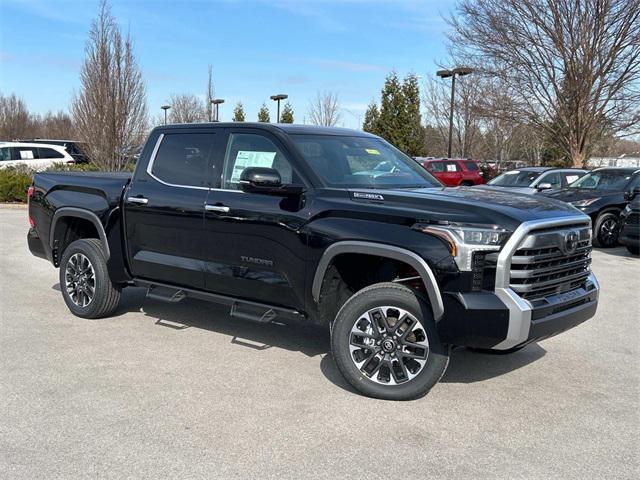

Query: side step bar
135,279,305,324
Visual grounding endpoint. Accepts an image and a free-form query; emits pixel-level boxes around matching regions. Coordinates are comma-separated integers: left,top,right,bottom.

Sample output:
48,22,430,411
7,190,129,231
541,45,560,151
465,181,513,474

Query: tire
331,282,449,400
593,212,620,248
626,244,640,256
59,238,121,319
469,344,528,355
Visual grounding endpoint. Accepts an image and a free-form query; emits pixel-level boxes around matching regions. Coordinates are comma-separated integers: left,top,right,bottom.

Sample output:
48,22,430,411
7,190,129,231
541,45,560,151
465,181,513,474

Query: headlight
413,222,510,271
570,198,599,207
623,204,632,214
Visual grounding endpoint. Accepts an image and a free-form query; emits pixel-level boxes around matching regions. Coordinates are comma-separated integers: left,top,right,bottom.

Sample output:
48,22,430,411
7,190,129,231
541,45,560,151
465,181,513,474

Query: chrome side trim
492,214,593,350
146,133,209,191
311,241,444,321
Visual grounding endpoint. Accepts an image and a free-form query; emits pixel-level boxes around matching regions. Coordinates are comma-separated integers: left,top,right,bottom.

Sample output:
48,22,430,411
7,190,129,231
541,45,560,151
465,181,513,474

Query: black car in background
544,167,640,247
481,167,587,194
619,192,640,255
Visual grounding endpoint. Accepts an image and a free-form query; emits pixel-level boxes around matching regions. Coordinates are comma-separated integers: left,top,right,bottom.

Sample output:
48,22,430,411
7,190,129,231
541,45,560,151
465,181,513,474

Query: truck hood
349,186,585,231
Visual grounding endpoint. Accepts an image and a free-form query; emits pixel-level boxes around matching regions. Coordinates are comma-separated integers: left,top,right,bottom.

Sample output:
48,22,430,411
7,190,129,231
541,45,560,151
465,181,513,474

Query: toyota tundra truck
27,123,599,400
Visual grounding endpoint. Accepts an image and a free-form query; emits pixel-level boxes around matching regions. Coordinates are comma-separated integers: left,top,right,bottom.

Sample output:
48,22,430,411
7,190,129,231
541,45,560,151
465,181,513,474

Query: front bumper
438,273,599,349
619,222,640,248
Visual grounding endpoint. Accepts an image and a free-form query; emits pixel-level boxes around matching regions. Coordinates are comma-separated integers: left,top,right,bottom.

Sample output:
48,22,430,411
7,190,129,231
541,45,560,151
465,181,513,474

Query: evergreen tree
280,102,294,123
402,73,425,156
376,71,407,151
232,102,246,122
257,103,270,123
362,101,380,133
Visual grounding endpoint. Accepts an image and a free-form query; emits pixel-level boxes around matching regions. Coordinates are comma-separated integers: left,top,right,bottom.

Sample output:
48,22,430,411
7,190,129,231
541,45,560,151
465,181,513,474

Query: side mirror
239,167,303,196
624,186,640,201
537,182,553,190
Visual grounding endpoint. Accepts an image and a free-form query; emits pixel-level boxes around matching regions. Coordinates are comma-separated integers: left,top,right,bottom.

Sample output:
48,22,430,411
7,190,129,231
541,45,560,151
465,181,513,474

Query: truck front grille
627,212,640,226
508,225,592,300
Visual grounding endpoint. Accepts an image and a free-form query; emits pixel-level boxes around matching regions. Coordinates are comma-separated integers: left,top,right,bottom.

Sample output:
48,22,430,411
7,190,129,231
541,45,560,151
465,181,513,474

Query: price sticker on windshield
365,148,380,155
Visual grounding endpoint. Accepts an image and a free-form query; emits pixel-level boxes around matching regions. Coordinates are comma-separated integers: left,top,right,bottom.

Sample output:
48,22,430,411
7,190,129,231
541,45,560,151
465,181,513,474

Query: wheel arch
50,208,110,264
312,241,444,320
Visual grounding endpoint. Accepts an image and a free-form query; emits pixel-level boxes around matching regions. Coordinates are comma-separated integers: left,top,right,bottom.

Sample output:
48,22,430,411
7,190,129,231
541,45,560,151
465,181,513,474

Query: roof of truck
157,122,376,137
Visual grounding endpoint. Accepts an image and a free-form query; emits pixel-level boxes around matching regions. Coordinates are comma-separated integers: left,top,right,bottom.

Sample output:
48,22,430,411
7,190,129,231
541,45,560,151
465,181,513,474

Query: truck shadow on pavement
53,284,547,393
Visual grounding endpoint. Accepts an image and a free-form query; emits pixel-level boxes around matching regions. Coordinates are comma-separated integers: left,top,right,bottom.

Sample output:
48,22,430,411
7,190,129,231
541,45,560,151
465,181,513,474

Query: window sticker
446,164,457,172
565,175,579,184
20,150,35,159
365,148,380,155
230,150,276,182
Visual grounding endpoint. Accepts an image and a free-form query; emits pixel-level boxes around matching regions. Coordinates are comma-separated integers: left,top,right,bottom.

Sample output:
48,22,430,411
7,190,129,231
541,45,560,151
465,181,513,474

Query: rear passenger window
429,162,445,172
151,133,216,187
37,148,64,159
464,161,479,171
13,147,37,160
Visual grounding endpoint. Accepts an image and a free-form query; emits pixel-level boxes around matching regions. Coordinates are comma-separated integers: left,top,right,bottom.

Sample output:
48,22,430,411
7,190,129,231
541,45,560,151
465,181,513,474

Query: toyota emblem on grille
564,230,579,253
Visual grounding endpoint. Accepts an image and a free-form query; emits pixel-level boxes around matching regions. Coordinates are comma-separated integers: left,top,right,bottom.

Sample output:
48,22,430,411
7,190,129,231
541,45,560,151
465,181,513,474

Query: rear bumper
27,227,48,260
438,273,599,349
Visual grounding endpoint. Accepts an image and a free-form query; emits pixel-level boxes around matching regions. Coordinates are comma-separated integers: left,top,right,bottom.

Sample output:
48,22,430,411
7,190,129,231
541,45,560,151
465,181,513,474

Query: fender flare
50,207,110,260
311,241,444,320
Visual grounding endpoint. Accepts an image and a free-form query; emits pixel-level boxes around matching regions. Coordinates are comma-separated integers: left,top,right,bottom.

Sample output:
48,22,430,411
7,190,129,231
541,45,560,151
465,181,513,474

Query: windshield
488,170,541,187
291,135,442,189
569,170,632,190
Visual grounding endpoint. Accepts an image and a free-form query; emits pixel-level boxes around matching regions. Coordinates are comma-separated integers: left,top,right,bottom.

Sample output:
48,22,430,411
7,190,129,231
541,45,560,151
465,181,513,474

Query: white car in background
0,142,75,171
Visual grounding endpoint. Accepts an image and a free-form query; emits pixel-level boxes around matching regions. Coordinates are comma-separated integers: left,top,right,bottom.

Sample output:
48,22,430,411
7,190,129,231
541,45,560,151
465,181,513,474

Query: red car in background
415,158,484,186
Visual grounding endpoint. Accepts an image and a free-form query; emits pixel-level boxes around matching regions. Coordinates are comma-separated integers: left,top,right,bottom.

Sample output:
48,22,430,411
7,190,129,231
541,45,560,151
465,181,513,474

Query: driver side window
221,133,297,190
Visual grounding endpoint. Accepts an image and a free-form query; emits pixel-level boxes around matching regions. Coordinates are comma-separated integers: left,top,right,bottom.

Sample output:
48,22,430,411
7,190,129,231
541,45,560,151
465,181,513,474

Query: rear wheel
331,283,449,400
59,239,121,319
593,212,620,248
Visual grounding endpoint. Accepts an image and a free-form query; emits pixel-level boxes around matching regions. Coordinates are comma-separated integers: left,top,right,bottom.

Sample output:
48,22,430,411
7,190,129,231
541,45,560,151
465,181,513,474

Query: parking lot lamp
211,99,225,122
161,105,171,125
270,94,288,123
436,67,473,158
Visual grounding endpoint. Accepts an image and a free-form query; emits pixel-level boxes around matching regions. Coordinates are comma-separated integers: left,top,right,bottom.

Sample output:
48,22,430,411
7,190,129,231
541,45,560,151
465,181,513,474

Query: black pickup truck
27,123,600,400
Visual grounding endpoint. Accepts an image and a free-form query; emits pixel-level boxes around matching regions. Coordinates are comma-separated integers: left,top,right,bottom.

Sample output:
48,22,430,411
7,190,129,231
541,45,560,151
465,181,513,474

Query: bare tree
0,93,33,140
449,0,640,166
166,94,207,124
36,111,75,139
423,76,483,158
308,91,341,126
72,0,148,170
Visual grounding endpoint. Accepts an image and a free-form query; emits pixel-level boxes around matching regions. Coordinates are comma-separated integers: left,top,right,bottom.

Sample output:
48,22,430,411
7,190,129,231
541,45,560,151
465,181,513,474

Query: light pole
270,94,288,123
161,105,171,125
436,67,473,158
211,99,224,121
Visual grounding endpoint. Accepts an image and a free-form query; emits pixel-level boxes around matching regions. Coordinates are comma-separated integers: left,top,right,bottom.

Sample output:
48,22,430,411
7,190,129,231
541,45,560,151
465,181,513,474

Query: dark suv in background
544,167,640,247
414,158,483,186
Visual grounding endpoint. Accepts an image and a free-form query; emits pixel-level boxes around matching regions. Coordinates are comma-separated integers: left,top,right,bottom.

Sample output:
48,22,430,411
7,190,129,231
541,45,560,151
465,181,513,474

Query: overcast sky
0,0,456,128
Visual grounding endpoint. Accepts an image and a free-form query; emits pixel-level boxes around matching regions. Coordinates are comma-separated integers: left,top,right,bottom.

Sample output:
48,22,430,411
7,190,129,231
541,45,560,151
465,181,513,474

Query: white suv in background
0,142,75,171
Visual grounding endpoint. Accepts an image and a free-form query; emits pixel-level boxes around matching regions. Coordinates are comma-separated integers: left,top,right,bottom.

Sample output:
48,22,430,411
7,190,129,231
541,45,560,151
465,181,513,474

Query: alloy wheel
349,306,429,385
599,218,619,246
64,253,96,307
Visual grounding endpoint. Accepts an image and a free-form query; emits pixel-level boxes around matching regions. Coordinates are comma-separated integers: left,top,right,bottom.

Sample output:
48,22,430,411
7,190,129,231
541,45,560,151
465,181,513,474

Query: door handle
205,204,230,213
127,196,149,205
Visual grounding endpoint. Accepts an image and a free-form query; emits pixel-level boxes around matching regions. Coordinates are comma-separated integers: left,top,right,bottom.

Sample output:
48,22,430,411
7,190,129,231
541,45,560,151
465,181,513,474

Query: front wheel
593,212,620,248
59,239,121,319
331,283,449,400
626,244,640,256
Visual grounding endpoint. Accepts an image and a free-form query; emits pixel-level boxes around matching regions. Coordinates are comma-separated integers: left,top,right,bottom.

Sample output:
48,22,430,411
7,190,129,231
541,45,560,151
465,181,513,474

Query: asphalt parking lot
1,205,639,479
